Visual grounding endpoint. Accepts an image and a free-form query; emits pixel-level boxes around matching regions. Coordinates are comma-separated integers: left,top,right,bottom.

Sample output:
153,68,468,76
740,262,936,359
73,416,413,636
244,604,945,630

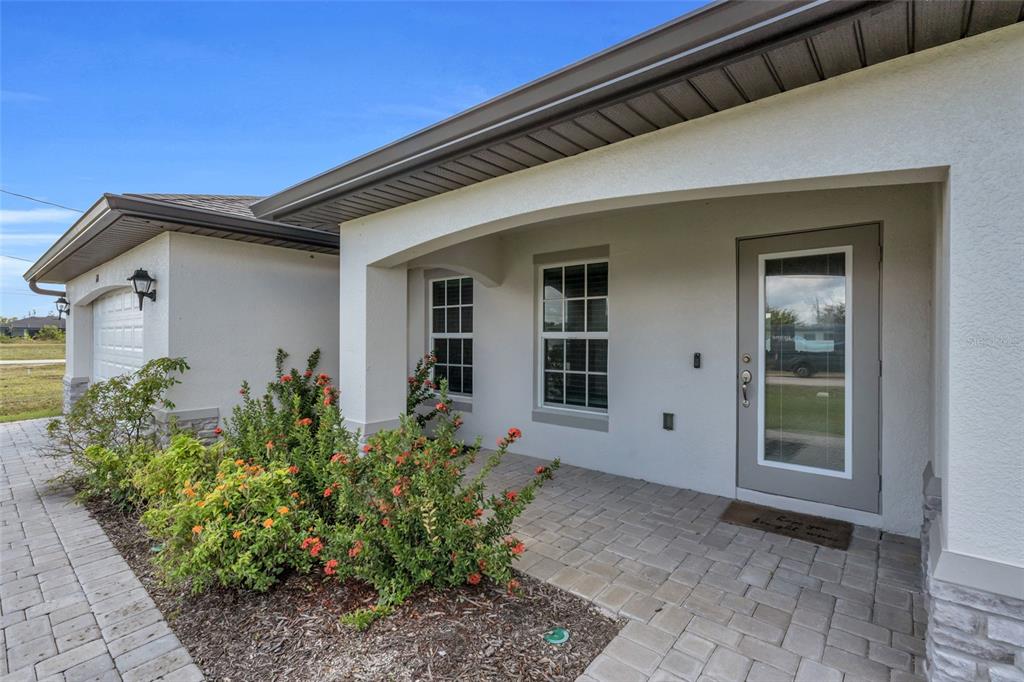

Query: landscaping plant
47,357,189,499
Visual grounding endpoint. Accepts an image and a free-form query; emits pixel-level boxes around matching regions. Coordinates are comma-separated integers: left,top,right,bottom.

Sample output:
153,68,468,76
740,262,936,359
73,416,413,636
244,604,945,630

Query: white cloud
0,208,79,226
0,233,63,245
0,255,57,317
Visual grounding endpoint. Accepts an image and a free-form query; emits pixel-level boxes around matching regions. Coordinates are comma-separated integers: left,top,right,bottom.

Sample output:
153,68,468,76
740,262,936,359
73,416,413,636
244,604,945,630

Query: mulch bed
86,499,622,681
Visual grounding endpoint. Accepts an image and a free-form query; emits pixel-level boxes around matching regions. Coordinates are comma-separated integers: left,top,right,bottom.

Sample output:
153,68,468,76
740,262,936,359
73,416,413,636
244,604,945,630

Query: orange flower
263,518,274,528
235,459,245,466
232,530,242,539
277,506,290,515
265,440,274,450
288,465,299,475
391,484,403,497
508,579,520,593
348,540,364,558
296,417,312,427
473,508,483,518
381,517,391,528
324,559,339,575
281,374,293,383
435,402,448,412
213,426,223,436
467,573,481,585
534,466,547,475
511,542,525,555
505,490,518,502
331,452,348,464
196,501,206,508
290,491,300,499
323,487,333,497
192,525,203,534
507,427,522,441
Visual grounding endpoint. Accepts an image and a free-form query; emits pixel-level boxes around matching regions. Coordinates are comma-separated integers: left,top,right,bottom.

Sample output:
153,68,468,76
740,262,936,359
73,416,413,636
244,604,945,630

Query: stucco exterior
338,24,1023,597
64,232,339,421
405,185,937,537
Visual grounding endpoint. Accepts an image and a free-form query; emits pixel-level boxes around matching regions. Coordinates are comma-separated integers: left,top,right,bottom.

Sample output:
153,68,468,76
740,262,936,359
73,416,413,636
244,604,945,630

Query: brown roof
124,194,263,219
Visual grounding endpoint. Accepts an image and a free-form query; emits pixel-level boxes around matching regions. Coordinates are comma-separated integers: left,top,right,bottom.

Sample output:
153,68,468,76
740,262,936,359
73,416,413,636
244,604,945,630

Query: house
25,2,1023,678
1,315,65,337
23,192,339,433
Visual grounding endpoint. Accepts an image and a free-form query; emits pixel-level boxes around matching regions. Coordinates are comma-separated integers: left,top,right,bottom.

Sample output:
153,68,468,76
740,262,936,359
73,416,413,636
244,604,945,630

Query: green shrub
141,449,314,592
406,353,444,427
35,325,65,342
307,390,559,626
224,349,337,456
134,433,226,504
47,357,189,486
77,442,154,510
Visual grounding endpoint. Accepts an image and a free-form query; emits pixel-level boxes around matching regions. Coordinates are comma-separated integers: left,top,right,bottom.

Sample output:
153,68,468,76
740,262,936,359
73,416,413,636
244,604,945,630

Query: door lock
740,369,752,407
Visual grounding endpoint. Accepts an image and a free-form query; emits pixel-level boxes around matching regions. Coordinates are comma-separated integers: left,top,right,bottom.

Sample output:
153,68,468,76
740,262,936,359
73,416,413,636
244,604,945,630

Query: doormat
720,501,853,550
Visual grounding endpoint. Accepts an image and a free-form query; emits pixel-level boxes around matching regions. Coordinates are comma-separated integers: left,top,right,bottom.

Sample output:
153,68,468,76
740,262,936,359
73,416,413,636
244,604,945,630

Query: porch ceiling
253,0,1023,232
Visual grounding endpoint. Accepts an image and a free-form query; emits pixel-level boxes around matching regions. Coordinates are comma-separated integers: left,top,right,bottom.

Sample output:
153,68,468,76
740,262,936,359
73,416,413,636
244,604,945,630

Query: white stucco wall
65,232,339,420
341,25,1023,582
407,185,936,535
165,233,339,414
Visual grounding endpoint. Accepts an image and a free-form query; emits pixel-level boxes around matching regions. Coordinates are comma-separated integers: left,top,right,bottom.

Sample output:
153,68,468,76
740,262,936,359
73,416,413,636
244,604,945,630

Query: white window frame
756,245,853,479
429,275,474,397
536,259,609,414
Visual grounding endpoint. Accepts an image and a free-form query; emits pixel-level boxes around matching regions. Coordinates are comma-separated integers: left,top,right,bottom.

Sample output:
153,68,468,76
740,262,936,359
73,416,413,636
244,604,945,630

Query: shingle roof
8,316,65,329
124,194,263,219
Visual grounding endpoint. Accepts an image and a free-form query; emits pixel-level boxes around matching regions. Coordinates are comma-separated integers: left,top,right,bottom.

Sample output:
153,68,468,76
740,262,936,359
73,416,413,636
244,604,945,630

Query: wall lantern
127,269,157,310
55,296,71,320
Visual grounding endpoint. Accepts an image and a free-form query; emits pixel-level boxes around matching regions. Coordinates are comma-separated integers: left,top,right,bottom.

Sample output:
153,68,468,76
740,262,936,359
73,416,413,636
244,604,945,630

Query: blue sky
0,1,703,317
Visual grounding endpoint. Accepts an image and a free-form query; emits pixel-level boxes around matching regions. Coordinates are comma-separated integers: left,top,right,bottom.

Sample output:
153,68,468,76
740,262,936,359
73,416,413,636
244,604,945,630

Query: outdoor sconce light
128,269,157,310
55,296,71,320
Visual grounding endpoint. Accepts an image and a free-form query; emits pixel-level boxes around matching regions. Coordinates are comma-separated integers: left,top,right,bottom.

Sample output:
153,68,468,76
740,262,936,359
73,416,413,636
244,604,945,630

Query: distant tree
35,325,66,342
766,307,799,327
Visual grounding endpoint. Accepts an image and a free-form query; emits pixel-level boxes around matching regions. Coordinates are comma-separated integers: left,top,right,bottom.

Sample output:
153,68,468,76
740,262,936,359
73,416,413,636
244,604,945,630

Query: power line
0,189,84,213
1,254,34,262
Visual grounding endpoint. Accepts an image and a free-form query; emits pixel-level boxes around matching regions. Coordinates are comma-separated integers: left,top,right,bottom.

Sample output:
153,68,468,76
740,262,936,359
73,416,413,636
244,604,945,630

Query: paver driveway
477,453,927,682
1,419,200,681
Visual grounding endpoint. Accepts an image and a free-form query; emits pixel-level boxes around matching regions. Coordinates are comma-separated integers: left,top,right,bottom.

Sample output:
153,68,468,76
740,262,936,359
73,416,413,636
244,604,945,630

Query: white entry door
737,224,881,513
92,289,144,380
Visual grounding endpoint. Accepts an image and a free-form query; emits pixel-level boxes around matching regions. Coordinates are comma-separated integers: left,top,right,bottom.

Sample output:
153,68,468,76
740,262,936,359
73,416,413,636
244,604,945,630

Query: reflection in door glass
762,251,847,473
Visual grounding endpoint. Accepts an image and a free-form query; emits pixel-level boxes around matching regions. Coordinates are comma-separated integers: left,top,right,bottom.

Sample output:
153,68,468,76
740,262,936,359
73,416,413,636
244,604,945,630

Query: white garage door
93,289,144,380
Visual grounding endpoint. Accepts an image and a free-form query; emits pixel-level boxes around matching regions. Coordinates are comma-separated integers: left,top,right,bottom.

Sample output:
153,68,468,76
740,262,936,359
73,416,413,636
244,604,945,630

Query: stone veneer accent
61,376,89,413
922,464,1024,681
153,407,220,445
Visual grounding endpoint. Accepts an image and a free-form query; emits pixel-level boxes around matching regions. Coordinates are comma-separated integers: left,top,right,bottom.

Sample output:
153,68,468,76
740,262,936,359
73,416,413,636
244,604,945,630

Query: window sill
450,398,472,413
531,407,608,432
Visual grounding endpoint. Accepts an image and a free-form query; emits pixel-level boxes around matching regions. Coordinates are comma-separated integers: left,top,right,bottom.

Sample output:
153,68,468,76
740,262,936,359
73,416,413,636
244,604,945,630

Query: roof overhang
252,0,1022,230
24,193,339,285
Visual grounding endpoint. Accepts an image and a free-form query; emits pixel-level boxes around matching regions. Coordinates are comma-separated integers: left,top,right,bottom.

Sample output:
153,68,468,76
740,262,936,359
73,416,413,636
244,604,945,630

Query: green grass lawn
0,343,66,361
764,382,845,436
0,364,63,422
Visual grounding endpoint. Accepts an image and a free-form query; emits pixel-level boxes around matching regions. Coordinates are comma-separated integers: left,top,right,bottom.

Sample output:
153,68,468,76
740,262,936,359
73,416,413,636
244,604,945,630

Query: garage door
93,289,144,380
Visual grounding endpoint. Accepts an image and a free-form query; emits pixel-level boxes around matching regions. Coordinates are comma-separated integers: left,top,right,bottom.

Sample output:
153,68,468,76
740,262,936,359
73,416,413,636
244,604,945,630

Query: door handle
740,369,752,407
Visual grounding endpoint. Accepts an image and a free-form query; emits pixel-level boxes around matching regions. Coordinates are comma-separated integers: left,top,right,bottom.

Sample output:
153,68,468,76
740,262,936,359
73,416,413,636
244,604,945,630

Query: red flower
511,542,525,555
473,508,483,518
281,374,293,383
239,387,248,396
304,369,313,378
453,417,463,428
449,447,459,456
348,540,364,558
296,417,312,427
534,466,547,475
381,517,391,528
435,402,448,412
362,444,372,454
477,558,487,570
324,559,338,575
317,373,330,384
507,427,522,441
323,487,333,497
265,440,274,450
467,573,481,585
505,490,518,502
508,579,520,593
496,437,506,447
323,397,332,406
213,426,223,436
396,451,409,465
391,484,403,497
288,465,299,475
331,452,348,464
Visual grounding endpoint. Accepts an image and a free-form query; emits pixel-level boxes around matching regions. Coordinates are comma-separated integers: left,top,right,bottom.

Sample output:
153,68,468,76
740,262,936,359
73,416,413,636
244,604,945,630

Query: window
430,276,473,395
539,261,608,411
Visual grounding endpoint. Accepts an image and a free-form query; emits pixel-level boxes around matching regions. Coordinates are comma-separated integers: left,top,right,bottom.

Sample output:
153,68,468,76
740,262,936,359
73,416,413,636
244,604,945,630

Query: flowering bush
307,390,559,627
77,443,154,510
133,433,227,505
141,452,314,592
406,353,445,427
224,349,338,456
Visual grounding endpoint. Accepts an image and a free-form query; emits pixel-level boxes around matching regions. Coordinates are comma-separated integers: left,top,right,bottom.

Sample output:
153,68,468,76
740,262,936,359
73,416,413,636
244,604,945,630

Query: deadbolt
742,354,751,363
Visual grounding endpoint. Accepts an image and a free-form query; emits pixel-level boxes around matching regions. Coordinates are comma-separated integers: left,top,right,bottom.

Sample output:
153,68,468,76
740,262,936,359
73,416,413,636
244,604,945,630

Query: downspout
29,280,66,297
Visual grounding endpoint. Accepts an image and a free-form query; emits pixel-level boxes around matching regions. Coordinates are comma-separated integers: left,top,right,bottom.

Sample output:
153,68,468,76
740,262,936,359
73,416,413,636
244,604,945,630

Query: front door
737,224,880,513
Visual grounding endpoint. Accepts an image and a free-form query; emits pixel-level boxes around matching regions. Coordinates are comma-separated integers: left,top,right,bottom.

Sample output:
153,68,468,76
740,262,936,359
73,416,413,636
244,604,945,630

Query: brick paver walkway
479,453,927,682
1,420,201,682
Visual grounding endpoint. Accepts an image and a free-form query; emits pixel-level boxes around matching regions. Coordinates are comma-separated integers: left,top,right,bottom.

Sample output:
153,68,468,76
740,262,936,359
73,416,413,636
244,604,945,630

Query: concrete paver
1,419,199,681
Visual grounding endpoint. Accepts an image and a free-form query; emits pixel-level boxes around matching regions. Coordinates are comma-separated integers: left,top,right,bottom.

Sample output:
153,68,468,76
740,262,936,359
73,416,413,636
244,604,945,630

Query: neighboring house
25,3,1024,679
23,193,339,434
1,315,65,337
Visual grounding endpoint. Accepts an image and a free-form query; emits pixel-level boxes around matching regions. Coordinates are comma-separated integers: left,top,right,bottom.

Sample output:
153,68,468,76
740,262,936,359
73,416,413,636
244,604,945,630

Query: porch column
338,237,408,435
